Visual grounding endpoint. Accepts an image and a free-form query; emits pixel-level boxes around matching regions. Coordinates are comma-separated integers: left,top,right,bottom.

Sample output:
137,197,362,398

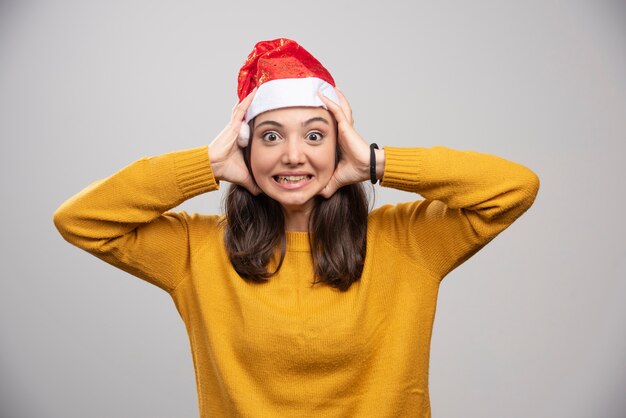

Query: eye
306,131,324,142
261,131,280,142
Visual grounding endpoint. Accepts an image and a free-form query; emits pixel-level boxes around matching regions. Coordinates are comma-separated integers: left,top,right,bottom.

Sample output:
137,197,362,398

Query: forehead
254,106,333,125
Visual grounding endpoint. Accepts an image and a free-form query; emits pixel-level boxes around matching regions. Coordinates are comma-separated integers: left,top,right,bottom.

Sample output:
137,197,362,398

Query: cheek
249,146,275,178
313,144,337,176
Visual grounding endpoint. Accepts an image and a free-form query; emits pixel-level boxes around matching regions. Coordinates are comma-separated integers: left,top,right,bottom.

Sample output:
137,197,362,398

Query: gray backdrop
1,0,625,417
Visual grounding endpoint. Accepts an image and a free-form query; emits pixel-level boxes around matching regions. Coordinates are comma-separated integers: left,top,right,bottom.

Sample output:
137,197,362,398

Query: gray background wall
1,0,625,417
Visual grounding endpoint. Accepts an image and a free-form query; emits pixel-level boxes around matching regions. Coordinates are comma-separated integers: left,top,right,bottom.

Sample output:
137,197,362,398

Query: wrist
208,146,225,182
367,144,385,184
375,148,386,181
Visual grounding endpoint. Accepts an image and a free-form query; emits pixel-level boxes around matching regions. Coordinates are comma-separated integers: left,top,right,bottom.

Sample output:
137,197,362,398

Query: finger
233,88,257,144
232,87,258,122
334,87,353,126
318,90,349,126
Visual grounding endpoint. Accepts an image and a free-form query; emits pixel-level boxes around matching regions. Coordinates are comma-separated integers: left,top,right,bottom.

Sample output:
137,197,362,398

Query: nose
282,138,305,166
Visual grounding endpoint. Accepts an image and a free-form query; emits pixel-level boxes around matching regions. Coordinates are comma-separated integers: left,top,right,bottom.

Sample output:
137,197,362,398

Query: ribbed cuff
379,147,424,191
173,145,219,199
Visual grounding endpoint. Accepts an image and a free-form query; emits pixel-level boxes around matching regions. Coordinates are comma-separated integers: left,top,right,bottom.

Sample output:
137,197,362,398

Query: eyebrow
255,117,330,130
302,117,330,127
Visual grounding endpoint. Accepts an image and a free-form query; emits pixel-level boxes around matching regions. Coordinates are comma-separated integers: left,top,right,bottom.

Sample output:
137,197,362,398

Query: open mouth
273,175,313,184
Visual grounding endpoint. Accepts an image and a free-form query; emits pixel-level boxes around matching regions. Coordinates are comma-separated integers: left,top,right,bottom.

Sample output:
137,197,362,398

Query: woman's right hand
208,88,260,195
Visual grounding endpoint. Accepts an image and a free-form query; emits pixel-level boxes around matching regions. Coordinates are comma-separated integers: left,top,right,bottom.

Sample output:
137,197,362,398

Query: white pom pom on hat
237,122,250,147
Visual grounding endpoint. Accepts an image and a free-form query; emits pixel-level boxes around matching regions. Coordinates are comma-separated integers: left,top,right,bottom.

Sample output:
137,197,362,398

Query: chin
261,190,317,210
258,181,322,208
276,196,316,209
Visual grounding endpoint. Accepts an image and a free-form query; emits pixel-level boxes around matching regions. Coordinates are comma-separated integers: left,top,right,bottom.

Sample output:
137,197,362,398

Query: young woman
53,38,539,417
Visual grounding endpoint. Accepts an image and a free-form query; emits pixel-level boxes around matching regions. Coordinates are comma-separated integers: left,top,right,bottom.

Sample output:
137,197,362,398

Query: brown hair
222,119,369,291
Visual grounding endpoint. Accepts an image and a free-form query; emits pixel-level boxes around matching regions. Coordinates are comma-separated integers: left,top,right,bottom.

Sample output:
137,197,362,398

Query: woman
53,38,539,417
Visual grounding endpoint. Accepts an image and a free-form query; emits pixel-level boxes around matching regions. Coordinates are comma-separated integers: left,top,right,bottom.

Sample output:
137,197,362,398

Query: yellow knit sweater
53,145,539,417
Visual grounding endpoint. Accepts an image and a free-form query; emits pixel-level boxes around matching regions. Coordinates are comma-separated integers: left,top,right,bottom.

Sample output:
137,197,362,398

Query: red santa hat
236,38,340,144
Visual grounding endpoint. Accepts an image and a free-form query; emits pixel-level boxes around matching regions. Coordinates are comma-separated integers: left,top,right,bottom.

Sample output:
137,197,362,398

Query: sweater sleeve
374,146,540,281
53,145,219,293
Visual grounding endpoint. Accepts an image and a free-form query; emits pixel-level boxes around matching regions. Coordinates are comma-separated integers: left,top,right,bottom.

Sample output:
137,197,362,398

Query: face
249,106,337,213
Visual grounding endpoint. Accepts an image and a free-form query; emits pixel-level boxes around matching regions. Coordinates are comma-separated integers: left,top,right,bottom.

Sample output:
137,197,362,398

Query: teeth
275,175,310,183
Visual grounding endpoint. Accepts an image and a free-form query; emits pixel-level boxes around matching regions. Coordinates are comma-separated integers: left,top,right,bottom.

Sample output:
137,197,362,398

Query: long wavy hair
222,118,369,291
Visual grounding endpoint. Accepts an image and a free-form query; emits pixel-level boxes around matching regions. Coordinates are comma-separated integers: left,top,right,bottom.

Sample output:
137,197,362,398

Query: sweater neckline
285,231,310,252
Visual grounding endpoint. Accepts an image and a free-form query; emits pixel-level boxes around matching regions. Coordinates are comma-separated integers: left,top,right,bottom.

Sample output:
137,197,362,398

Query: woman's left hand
317,88,384,198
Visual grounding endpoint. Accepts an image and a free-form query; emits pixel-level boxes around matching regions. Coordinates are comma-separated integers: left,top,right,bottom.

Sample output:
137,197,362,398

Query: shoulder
367,198,453,250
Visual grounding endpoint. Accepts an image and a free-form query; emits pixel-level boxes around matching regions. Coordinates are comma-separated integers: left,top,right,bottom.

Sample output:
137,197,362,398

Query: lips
271,172,315,190
273,175,313,184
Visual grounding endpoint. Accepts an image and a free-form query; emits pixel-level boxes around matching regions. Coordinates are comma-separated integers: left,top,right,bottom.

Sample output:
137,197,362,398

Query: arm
53,89,260,293
375,146,540,280
318,89,539,281
53,146,218,293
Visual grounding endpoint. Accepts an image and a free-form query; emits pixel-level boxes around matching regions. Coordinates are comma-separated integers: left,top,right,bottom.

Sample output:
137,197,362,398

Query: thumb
242,177,262,196
245,184,262,196
319,176,341,199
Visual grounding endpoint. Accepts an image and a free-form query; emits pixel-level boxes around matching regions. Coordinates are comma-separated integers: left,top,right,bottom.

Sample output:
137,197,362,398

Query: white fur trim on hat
244,77,340,123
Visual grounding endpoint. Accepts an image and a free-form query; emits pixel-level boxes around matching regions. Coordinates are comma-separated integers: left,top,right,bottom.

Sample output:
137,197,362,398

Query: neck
282,205,312,232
